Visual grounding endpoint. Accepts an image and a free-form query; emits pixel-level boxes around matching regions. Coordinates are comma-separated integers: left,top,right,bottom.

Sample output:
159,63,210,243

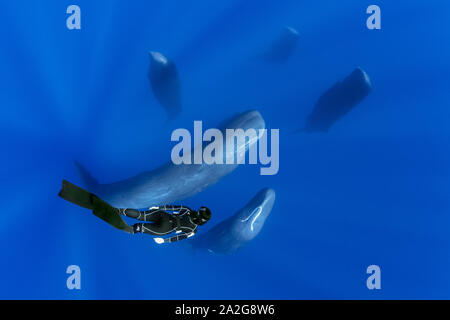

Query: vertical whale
262,26,300,62
303,67,372,132
192,188,276,254
148,51,181,118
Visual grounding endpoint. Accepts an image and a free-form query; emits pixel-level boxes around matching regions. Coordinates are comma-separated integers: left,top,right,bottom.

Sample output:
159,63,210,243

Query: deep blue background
0,0,449,299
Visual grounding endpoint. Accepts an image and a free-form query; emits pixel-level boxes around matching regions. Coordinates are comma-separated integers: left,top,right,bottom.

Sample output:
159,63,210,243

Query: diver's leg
133,212,175,235
120,208,166,222
90,197,134,233
120,209,143,220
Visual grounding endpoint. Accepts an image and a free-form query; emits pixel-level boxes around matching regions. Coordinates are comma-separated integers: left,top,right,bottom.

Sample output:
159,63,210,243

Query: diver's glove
154,238,164,244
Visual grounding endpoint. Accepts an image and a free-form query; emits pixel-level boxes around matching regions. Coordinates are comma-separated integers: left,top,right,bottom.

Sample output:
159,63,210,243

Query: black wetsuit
120,205,198,243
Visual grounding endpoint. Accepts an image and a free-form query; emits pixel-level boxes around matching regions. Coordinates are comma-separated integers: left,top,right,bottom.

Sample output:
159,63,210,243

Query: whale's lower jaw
193,188,276,254
233,188,275,241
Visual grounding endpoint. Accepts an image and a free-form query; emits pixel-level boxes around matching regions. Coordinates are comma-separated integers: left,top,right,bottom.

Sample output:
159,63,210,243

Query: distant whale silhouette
262,26,300,62
75,110,266,209
302,67,372,132
148,51,181,118
192,188,275,254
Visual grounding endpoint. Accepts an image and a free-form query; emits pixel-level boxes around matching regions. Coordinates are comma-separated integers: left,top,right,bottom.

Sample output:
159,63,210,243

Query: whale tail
74,161,99,192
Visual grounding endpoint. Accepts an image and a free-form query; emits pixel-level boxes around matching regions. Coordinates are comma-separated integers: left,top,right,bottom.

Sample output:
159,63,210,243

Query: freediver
58,180,211,244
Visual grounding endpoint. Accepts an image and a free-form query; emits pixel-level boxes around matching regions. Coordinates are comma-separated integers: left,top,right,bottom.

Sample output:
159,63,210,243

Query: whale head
284,26,300,38
353,67,372,91
218,110,266,164
221,110,265,132
231,188,275,242
149,51,169,66
192,188,276,254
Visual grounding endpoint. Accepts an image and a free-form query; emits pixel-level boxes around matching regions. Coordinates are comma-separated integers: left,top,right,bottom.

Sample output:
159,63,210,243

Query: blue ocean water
1,0,449,299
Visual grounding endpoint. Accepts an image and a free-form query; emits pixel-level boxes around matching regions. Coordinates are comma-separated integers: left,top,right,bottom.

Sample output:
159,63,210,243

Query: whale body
192,188,275,254
303,67,372,132
263,26,299,62
76,110,266,209
148,51,181,118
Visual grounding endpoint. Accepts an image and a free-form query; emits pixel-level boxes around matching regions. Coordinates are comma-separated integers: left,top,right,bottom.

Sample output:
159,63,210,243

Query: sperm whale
148,51,181,118
76,110,266,209
262,26,300,62
192,188,276,254
302,67,372,132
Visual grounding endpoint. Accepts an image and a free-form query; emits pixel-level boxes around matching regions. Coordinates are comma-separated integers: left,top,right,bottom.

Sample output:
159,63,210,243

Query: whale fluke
148,51,181,119
74,160,99,192
303,67,372,132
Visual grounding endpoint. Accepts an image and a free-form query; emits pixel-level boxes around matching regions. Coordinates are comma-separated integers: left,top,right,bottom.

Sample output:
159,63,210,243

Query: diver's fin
74,161,99,190
59,180,134,234
91,200,134,234
58,180,97,210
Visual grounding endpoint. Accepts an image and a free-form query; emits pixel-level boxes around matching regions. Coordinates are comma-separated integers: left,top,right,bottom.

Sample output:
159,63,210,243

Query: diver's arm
154,231,195,244
154,226,197,244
